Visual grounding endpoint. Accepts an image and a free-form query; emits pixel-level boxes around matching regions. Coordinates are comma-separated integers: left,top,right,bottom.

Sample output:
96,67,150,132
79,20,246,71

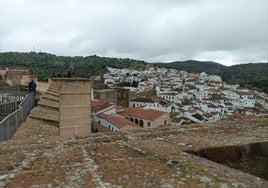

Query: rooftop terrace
0,118,267,187
0,79,267,187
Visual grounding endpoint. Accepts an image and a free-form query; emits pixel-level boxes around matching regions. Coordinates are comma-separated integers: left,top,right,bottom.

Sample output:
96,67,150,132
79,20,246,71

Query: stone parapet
54,78,91,137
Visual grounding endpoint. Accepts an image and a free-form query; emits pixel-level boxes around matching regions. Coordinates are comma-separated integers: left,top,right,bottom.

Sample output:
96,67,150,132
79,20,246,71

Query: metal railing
0,101,18,121
20,92,35,120
0,94,25,121
0,92,35,140
0,94,24,103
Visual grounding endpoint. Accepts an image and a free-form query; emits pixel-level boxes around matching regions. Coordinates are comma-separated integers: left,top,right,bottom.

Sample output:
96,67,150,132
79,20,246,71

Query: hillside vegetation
0,52,267,93
155,60,226,75
220,63,268,93
0,52,147,81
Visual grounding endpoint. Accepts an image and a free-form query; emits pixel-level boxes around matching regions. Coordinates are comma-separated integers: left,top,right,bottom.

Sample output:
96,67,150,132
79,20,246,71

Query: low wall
187,142,268,180
36,82,49,93
91,121,110,133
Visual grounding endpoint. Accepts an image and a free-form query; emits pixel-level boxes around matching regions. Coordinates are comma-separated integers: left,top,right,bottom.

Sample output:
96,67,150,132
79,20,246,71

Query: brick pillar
54,78,91,137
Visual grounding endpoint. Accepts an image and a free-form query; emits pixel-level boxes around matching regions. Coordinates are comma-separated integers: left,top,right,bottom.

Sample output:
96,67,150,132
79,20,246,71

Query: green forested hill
0,52,147,81
155,60,226,75
219,63,268,93
0,52,267,93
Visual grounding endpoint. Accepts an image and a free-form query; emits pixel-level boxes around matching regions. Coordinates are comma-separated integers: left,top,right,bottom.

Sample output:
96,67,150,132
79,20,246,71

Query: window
147,122,151,127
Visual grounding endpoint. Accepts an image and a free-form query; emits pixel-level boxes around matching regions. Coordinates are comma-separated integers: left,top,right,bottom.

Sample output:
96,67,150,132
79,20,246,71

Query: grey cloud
0,0,267,65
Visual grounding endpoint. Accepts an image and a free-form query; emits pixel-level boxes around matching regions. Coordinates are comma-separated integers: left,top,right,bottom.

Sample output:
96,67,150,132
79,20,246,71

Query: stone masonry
54,78,91,137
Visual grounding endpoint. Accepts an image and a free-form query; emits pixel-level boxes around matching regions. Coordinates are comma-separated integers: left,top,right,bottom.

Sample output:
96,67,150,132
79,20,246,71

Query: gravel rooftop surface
0,118,267,188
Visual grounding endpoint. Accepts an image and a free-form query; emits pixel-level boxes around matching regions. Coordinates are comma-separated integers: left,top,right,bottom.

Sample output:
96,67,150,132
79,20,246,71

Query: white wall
93,114,119,132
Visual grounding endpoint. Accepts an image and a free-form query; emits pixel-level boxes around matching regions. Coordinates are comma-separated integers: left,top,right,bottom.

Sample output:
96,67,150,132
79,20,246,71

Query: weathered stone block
80,94,91,105
77,124,91,137
54,78,91,94
55,78,92,137
60,117,90,126
60,126,77,137
60,106,76,117
60,94,81,106
75,106,91,117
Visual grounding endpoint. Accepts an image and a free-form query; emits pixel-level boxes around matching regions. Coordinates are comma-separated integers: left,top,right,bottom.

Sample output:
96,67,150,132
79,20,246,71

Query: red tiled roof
247,114,256,119
236,91,253,96
118,107,166,121
203,113,213,118
116,105,125,111
208,103,218,108
92,100,107,107
130,97,154,103
192,113,203,121
109,116,140,129
211,112,220,115
91,100,109,112
98,113,110,119
97,114,139,129
151,97,163,103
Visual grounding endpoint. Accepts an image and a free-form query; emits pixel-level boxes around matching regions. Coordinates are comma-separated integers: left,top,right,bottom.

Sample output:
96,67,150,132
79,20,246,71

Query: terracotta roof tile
118,107,166,121
130,97,154,103
203,113,213,118
97,114,140,129
91,100,108,107
108,116,140,129
91,100,109,112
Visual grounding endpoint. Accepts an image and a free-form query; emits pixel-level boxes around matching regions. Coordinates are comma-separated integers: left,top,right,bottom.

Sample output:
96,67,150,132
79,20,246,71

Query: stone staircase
12,81,60,140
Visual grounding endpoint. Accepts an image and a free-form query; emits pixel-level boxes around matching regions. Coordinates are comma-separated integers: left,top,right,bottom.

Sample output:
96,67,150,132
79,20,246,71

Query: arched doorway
139,120,144,127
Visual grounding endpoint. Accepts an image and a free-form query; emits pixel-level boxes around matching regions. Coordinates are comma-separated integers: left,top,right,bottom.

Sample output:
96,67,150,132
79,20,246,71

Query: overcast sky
0,0,267,66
